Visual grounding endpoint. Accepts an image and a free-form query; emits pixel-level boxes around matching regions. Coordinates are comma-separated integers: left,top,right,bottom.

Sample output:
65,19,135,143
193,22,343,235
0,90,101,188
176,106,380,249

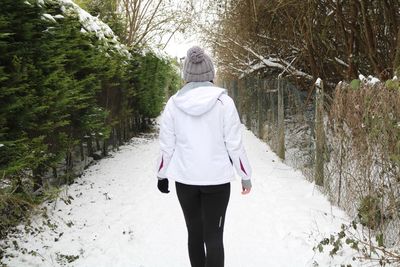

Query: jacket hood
172,83,226,116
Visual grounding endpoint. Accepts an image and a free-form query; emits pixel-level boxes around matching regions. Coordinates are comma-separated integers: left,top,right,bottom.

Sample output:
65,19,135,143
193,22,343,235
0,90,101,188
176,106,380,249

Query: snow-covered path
3,127,354,267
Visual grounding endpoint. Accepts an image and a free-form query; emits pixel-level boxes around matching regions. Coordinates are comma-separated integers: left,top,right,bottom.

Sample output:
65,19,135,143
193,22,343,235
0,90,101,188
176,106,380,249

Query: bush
322,78,400,264
0,0,180,238
357,195,382,230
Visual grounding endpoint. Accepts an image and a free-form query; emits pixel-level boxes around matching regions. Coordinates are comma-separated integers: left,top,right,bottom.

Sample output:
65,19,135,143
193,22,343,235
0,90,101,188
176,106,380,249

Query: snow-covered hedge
0,0,180,239
38,0,130,57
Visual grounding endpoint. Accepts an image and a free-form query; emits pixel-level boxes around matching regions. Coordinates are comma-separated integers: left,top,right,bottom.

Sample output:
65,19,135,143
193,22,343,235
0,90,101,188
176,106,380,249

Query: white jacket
156,82,251,185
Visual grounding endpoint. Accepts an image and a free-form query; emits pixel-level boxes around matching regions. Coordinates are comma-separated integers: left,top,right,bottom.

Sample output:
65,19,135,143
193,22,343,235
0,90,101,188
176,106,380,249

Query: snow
242,44,313,80
42,13,57,23
353,74,383,87
334,57,349,67
359,74,380,85
1,125,360,267
238,62,265,79
315,77,322,87
54,14,65,19
367,75,380,85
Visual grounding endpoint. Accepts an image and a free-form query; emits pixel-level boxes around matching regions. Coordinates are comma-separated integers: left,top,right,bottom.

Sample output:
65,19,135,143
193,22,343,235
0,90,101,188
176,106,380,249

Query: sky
163,31,198,59
161,0,213,60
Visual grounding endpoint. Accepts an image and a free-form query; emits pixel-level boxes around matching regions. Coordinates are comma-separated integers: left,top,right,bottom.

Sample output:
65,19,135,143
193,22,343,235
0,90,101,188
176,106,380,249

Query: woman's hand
241,179,252,195
241,187,251,195
157,178,170,193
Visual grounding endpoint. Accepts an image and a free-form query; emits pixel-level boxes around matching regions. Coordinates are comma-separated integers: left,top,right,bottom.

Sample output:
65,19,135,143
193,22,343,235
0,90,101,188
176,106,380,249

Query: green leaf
350,79,361,90
376,233,384,247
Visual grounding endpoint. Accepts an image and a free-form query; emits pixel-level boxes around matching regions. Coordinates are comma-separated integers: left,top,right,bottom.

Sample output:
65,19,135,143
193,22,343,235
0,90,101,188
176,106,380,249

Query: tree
82,0,126,40
76,0,195,51
0,0,181,237
202,0,400,87
109,0,193,49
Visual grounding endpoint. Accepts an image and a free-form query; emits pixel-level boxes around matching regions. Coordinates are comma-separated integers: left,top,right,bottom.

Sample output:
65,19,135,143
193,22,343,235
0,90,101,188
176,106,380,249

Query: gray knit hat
183,46,215,82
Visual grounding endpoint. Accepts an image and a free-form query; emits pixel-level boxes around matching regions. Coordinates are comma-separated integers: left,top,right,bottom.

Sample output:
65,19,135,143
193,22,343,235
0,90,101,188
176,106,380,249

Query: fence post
233,79,240,115
244,77,251,129
228,80,233,99
257,79,263,138
277,78,285,160
314,78,325,186
233,79,238,104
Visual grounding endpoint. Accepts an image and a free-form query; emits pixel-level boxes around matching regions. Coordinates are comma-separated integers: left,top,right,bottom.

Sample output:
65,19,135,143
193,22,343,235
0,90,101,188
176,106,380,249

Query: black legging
176,182,231,267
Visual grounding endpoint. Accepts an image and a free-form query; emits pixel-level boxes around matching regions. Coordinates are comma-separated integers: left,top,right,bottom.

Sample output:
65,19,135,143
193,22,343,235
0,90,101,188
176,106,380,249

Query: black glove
157,178,170,193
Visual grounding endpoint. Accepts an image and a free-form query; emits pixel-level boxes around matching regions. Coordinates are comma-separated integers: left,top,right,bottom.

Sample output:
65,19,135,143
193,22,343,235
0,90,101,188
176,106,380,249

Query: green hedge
0,0,180,238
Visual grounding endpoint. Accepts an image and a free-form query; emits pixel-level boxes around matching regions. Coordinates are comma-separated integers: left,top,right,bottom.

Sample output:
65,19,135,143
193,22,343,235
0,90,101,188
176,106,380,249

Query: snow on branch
209,27,313,80
240,43,313,80
51,0,131,58
334,57,349,68
315,77,322,87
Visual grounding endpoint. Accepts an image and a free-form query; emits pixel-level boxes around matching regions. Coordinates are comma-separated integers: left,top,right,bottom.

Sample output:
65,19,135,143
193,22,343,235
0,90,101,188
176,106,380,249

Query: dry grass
327,82,400,247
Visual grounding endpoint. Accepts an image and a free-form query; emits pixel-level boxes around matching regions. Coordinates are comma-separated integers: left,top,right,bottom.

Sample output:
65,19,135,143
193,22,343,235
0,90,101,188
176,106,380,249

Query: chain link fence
222,76,318,182
221,76,400,249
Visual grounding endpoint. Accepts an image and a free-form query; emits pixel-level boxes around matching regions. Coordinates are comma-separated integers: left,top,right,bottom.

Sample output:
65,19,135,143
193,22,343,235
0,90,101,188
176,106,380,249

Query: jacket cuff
241,179,252,190
156,153,172,178
234,150,252,180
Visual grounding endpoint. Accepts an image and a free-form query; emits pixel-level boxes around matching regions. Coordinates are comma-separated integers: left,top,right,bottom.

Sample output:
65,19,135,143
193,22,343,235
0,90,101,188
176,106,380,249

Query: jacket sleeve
156,99,176,179
223,96,252,180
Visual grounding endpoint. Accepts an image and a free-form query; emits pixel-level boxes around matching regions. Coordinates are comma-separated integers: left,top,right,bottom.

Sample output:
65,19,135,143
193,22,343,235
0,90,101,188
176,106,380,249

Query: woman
156,46,252,267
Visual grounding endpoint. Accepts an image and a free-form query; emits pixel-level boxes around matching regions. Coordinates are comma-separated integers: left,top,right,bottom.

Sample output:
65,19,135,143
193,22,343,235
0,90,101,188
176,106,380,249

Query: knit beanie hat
183,46,215,82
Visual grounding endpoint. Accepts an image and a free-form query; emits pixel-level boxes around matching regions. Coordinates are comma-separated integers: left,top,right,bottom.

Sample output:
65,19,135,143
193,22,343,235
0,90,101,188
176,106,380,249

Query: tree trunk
314,80,325,187
277,78,285,160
